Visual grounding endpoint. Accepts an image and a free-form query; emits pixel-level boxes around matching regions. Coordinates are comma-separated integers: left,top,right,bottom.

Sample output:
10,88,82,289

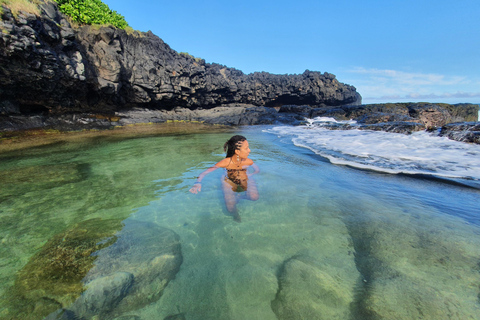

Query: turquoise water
1,126,479,320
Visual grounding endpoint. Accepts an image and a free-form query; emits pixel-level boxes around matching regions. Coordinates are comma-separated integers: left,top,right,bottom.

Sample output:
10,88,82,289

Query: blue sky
102,0,480,104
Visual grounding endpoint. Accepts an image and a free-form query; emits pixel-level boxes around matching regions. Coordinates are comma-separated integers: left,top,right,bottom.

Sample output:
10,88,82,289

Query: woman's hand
189,165,220,194
189,183,202,194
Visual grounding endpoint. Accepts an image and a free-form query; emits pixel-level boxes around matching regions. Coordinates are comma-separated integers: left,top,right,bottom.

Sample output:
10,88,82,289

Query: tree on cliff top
54,0,129,29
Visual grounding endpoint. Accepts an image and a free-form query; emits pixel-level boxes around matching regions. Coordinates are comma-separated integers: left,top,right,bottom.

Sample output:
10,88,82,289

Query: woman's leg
245,178,259,201
222,178,240,221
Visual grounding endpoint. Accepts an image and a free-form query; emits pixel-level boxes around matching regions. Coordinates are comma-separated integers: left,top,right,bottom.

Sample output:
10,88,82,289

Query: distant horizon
359,98,480,105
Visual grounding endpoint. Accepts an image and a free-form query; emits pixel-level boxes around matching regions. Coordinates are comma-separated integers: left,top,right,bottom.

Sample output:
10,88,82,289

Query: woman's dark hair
223,135,247,158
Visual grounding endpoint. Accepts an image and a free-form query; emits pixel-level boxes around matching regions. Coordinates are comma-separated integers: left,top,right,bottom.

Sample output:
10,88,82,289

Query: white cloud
343,67,480,103
349,67,468,86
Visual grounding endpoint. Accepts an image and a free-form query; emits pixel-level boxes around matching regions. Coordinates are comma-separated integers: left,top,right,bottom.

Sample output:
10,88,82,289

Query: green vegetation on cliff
0,0,129,29
54,0,129,29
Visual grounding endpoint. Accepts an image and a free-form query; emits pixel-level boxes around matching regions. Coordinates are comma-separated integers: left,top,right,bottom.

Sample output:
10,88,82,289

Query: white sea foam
265,119,480,181
305,117,358,126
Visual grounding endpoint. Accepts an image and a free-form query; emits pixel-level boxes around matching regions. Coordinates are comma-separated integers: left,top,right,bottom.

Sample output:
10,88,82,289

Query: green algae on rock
3,218,123,319
67,220,183,319
3,218,183,320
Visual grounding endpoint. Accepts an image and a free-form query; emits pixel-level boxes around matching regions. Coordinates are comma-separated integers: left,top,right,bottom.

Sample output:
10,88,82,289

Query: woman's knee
249,192,259,201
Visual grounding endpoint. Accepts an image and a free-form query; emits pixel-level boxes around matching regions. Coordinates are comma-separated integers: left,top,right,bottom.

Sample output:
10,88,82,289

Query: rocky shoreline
0,2,359,115
1,102,479,144
1,2,478,144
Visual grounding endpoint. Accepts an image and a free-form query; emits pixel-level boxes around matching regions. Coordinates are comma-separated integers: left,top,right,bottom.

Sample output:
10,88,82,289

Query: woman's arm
189,166,219,194
189,158,229,194
250,163,260,175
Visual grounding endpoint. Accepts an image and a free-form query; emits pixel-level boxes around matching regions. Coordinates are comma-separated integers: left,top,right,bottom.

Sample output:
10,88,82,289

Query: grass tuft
0,0,41,17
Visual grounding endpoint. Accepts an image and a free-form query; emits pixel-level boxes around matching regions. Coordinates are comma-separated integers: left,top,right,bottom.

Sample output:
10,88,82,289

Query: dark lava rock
305,119,425,135
283,103,479,139
356,121,425,134
305,103,478,129
439,122,480,144
0,3,360,120
0,104,305,131
278,105,314,117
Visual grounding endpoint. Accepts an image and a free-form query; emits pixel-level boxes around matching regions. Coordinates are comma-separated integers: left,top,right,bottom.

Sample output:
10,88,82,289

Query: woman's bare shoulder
215,158,230,168
245,158,254,166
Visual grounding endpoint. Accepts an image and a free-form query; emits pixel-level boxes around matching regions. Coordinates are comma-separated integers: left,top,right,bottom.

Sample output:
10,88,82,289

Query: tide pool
0,124,479,320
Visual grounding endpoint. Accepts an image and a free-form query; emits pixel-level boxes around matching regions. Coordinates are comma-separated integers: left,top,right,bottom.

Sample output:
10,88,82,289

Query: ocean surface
0,124,479,320
267,117,480,183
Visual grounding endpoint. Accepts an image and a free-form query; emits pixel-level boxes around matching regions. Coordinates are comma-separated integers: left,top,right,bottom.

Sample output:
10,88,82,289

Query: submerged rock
163,313,186,320
4,219,182,320
0,163,90,201
68,220,183,319
4,219,123,319
69,272,135,318
271,256,356,320
340,197,480,319
270,212,359,320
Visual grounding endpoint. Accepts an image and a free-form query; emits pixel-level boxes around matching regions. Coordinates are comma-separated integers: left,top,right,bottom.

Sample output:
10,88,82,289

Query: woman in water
189,135,259,221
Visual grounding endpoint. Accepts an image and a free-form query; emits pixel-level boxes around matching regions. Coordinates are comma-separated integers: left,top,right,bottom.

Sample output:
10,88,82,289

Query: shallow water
1,125,479,320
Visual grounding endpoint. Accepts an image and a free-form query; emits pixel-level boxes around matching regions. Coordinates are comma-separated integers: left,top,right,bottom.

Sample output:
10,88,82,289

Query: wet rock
0,100,20,115
439,122,480,144
164,313,186,320
296,103,479,140
356,121,425,134
271,214,359,320
407,104,451,129
70,220,183,319
328,103,410,121
271,256,356,320
116,104,291,126
340,197,480,320
69,272,134,318
114,316,141,320
4,219,124,320
441,103,479,123
304,103,478,129
278,105,313,117
308,120,425,135
4,219,182,320
0,163,90,202
355,112,415,125
364,273,476,320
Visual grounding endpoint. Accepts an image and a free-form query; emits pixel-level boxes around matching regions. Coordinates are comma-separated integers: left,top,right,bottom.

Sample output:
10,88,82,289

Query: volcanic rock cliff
0,2,361,119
